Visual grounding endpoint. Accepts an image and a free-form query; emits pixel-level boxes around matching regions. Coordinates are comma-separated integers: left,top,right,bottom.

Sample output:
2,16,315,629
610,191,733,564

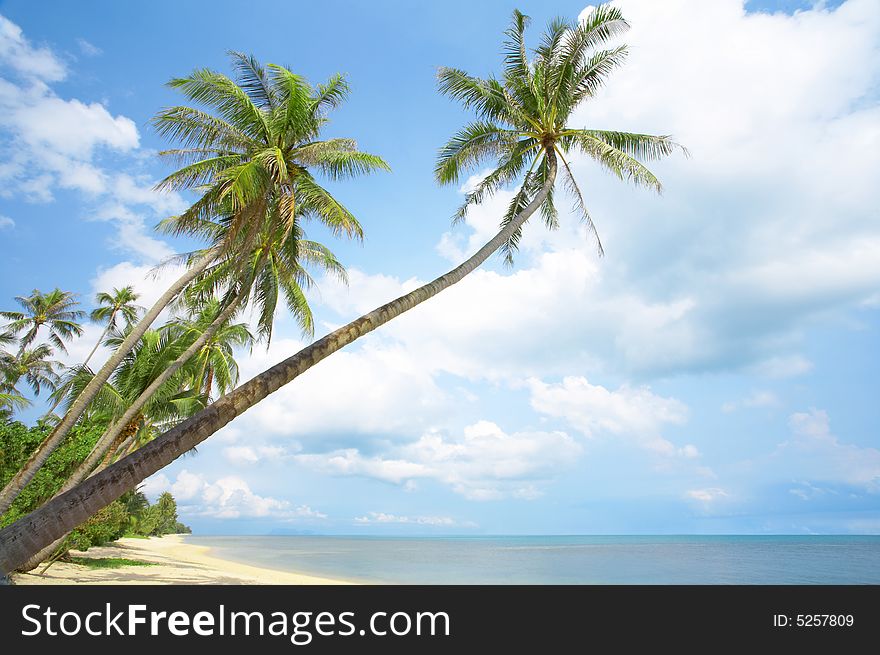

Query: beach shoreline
10,535,355,585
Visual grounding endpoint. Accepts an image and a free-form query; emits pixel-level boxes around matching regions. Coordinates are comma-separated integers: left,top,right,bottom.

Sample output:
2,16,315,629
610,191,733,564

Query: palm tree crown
90,287,144,332
152,52,389,261
1,289,84,354
435,6,686,262
52,328,203,438
166,296,254,401
0,344,61,398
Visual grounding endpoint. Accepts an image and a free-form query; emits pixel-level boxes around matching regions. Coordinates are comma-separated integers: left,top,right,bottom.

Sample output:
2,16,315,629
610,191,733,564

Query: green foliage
435,7,687,263
0,288,84,353
174,522,192,535
0,421,105,528
90,286,144,332
152,491,180,535
154,54,388,345
64,500,129,552
136,491,187,537
1,421,190,562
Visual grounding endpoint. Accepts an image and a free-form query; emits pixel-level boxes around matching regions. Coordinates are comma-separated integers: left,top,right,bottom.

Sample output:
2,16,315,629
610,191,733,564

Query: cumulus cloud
528,376,693,456
773,409,880,490
0,14,182,263
0,215,14,229
375,0,880,383
227,336,452,440
294,420,582,500
142,470,327,520
0,15,66,81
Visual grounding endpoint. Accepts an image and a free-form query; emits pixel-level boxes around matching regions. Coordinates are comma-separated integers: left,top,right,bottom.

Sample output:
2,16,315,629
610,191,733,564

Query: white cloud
0,15,66,81
11,96,138,159
528,376,690,456
353,512,459,527
294,420,582,500
774,409,880,490
143,469,327,520
76,38,102,57
721,391,780,413
686,488,730,503
222,445,289,465
0,215,13,229
368,0,880,383
229,336,451,439
0,15,181,264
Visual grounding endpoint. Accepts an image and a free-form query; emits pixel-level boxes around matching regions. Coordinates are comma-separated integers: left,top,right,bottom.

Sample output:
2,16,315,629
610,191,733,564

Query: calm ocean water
184,535,880,584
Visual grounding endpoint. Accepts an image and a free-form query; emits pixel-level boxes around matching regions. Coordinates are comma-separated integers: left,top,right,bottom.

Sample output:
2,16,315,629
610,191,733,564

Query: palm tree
0,257,221,514
48,326,204,483
0,391,29,423
82,286,144,368
15,327,206,570
0,332,28,420
0,53,385,516
152,51,388,261
0,8,686,576
165,197,348,346
1,289,84,355
0,344,62,399
167,296,254,401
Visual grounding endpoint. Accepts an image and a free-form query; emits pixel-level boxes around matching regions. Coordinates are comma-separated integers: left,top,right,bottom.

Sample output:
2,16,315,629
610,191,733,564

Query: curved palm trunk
81,320,114,370
0,154,557,576
101,417,140,468
0,252,215,516
203,368,214,402
15,298,244,572
19,419,143,572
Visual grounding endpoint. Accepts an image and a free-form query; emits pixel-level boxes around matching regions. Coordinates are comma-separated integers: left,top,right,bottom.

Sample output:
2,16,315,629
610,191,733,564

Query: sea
183,535,880,584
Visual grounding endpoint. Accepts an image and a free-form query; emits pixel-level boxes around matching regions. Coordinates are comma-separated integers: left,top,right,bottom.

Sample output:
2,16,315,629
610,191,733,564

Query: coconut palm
0,53,386,515
17,327,206,570
1,289,84,355
167,296,254,401
0,8,686,576
0,258,221,515
152,51,388,261
82,286,144,368
165,196,348,346
0,333,27,421
0,391,29,423
0,344,62,399
47,327,203,472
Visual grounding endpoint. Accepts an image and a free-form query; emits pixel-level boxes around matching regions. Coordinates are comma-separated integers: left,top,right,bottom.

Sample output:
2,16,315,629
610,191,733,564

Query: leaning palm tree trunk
15,297,244,572
0,154,556,576
80,321,113,370
0,252,215,516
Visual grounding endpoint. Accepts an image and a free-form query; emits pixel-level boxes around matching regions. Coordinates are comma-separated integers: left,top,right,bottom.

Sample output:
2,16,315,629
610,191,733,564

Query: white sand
11,534,353,585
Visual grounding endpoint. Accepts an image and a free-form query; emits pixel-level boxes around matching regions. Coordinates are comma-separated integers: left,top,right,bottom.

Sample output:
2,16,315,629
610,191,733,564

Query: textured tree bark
15,298,243,571
0,153,557,577
0,251,216,516
100,417,140,468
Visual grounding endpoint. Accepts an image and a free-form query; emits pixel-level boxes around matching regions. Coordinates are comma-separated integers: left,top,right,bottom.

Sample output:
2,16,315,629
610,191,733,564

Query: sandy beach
10,535,353,585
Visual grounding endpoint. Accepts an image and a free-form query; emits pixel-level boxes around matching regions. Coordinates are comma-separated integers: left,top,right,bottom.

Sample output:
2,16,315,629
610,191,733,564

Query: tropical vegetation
0,6,685,580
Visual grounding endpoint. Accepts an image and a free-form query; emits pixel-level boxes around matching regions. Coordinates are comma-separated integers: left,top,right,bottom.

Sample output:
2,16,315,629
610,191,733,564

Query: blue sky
0,0,878,535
